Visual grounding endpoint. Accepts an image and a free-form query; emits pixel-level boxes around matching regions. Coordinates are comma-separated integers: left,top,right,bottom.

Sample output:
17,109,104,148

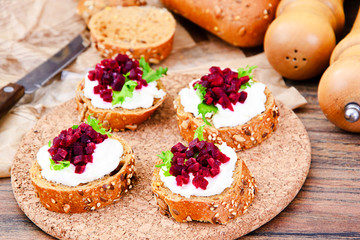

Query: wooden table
1,1,360,239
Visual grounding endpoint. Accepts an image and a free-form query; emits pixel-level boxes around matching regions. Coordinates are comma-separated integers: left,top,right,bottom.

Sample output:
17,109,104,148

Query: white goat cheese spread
179,80,266,128
37,138,123,187
159,143,237,198
83,74,166,110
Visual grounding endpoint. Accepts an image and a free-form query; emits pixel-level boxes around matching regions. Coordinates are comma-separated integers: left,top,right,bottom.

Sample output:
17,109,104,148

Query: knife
0,33,90,118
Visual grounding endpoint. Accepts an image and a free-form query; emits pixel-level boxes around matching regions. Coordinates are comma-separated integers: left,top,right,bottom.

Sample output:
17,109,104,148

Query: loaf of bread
30,134,135,213
152,157,256,224
88,6,176,64
175,71,279,151
77,0,147,24
160,0,280,47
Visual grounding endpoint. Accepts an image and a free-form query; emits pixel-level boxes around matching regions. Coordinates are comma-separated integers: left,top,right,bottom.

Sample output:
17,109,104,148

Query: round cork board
11,74,311,240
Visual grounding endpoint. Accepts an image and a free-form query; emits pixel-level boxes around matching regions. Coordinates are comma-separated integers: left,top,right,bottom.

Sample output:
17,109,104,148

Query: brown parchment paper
0,0,306,177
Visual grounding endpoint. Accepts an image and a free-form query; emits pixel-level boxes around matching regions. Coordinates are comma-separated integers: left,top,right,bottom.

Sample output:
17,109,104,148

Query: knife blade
0,33,90,118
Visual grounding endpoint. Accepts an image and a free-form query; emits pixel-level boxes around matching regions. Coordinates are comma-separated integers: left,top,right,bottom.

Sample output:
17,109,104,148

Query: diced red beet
48,123,108,174
73,155,83,165
89,54,147,102
169,165,183,176
86,142,96,155
111,75,125,91
209,66,221,74
192,175,208,190
52,153,63,162
229,92,241,104
56,148,67,159
167,138,231,190
193,66,253,111
187,162,200,173
210,166,220,177
75,164,86,174
239,91,248,103
185,149,194,159
88,70,95,81
171,142,187,153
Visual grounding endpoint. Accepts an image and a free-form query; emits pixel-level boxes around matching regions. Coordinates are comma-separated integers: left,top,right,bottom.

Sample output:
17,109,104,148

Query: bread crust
160,0,280,47
30,135,136,213
151,158,256,224
75,78,167,131
77,0,147,24
88,7,176,64
175,87,279,151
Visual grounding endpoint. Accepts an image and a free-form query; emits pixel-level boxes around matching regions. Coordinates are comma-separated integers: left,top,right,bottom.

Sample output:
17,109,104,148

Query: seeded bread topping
36,118,124,186
37,138,123,187
83,54,166,109
159,142,237,198
179,66,266,128
84,77,165,110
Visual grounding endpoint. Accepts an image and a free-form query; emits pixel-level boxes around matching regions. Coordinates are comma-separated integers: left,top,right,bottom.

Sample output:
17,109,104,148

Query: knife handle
0,83,25,118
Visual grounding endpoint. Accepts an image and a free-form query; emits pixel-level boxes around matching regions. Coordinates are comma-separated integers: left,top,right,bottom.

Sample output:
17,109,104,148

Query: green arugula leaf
198,102,218,126
238,65,257,90
237,65,257,79
112,78,138,105
50,158,70,171
48,141,52,147
71,125,79,129
139,57,168,83
194,83,206,102
240,81,253,90
87,115,112,137
155,150,173,177
194,125,205,141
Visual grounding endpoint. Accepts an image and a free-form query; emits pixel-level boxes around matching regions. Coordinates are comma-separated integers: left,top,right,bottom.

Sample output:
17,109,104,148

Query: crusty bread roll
160,0,280,47
77,0,146,24
152,158,256,224
30,135,135,213
88,6,176,64
175,86,279,151
75,78,167,131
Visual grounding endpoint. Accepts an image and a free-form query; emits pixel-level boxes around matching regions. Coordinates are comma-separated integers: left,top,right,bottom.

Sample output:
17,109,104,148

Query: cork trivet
11,74,311,240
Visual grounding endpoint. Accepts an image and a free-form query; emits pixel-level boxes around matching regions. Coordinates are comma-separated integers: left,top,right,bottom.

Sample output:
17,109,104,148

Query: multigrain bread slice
30,135,135,213
77,0,147,24
175,86,279,151
75,78,167,131
88,6,176,64
151,158,256,224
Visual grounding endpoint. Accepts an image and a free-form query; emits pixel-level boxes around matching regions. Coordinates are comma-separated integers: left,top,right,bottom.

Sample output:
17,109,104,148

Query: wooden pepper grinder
318,7,360,132
264,0,345,80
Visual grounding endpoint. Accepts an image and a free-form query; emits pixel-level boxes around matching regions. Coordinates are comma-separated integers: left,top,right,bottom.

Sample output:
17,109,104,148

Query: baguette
77,0,147,24
30,135,135,213
160,0,280,47
175,85,279,151
152,158,256,224
76,78,167,131
88,6,176,64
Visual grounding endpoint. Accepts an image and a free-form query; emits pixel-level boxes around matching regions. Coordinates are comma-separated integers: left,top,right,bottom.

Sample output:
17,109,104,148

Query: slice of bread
175,86,279,151
88,6,176,64
151,158,256,224
30,135,135,213
77,0,147,24
75,78,167,131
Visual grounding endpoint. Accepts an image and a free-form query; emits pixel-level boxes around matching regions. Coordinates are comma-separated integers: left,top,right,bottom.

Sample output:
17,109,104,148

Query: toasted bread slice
75,78,167,131
175,86,279,151
151,158,256,224
77,0,147,24
30,135,135,213
88,6,176,64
